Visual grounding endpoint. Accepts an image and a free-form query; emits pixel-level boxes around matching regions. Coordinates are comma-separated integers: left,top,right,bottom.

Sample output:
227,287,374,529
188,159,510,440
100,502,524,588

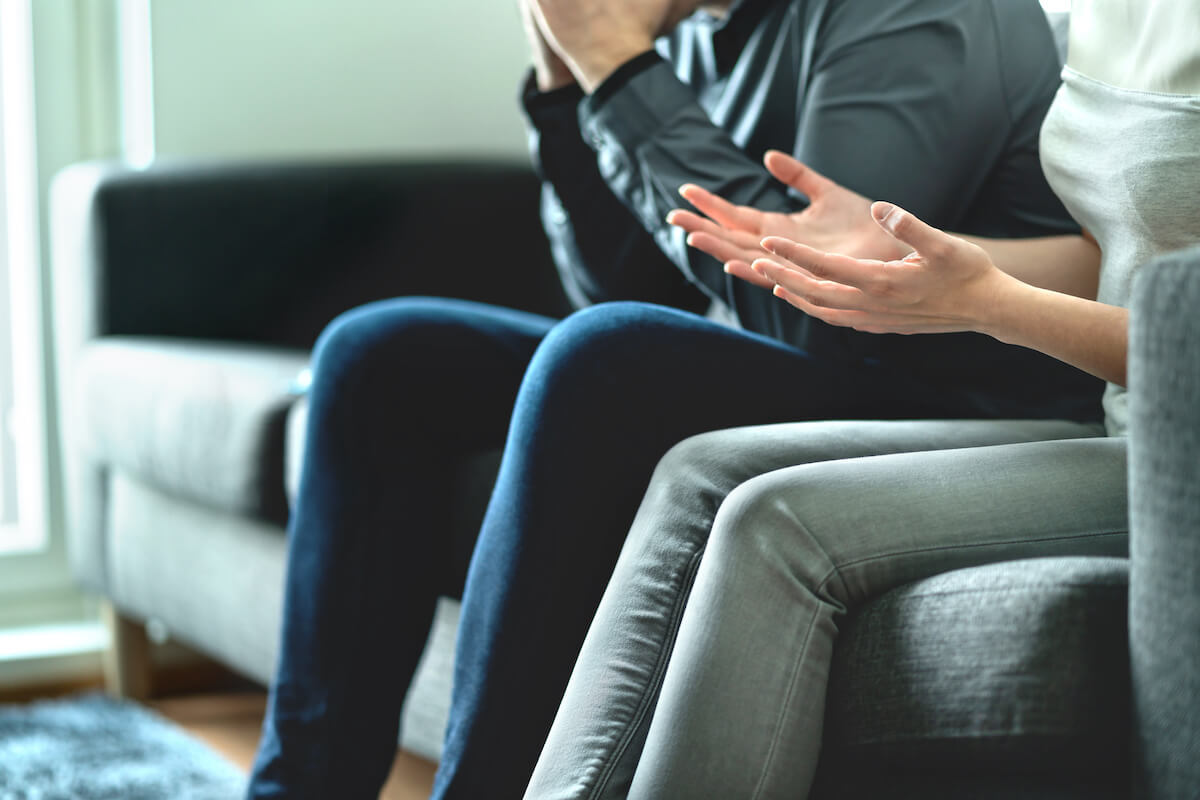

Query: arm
517,0,708,310
750,202,1127,385
521,79,708,310
958,230,1102,299
526,0,783,305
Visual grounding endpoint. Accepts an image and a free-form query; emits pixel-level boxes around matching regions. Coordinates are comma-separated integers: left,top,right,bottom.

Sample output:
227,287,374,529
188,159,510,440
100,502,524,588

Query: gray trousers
525,419,1127,799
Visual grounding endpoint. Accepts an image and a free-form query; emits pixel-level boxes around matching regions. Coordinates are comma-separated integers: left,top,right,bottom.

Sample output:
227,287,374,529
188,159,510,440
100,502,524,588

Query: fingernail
761,238,776,253
686,234,697,246
874,202,899,231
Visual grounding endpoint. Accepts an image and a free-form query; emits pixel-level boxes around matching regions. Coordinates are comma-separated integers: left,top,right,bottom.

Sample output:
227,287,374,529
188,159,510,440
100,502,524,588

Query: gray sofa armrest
1128,244,1200,798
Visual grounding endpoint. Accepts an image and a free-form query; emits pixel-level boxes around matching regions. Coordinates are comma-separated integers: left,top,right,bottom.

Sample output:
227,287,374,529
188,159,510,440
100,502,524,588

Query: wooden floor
151,690,438,800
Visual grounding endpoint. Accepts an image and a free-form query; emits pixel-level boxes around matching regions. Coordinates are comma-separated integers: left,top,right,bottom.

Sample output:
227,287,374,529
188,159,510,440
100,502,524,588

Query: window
0,0,49,558
0,0,82,634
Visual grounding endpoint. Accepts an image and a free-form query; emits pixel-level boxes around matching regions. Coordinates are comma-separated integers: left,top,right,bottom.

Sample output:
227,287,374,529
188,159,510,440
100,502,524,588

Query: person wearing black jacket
246,1,1101,798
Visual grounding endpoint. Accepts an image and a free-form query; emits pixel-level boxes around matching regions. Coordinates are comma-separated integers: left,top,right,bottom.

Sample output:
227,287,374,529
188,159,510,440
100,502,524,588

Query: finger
771,284,872,329
773,285,951,334
751,258,871,311
724,259,776,290
759,236,885,290
763,151,835,201
669,209,762,262
666,208,725,237
678,184,760,232
871,202,954,260
687,231,760,267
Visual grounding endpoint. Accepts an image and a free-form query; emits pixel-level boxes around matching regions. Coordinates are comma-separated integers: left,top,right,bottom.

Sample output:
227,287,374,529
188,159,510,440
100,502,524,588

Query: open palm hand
667,151,910,290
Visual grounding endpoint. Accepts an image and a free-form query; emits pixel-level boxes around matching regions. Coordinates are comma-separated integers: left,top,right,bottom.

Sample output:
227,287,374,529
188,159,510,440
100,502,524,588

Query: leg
246,297,554,800
629,436,1128,799
101,601,153,701
525,417,1105,799
432,300,1017,799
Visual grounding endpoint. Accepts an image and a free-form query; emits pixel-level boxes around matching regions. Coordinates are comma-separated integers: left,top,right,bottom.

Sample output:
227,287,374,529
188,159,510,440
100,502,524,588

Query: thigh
643,417,1106,517
302,296,557,461
634,435,1127,799
528,418,1106,800
715,435,1129,605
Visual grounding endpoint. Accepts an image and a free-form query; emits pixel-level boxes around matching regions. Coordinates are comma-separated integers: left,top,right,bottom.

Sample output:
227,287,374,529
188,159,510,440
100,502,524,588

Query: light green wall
149,0,533,161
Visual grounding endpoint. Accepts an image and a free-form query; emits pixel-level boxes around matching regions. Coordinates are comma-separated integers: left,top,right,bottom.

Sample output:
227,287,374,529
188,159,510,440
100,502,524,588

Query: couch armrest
1127,244,1200,798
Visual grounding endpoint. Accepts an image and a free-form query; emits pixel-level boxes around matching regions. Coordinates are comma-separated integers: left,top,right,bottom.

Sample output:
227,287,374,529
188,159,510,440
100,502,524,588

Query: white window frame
0,0,85,631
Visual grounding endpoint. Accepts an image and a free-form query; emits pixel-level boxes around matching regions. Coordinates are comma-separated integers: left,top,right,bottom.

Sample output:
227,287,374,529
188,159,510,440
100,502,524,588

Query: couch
49,156,1197,796
48,158,571,759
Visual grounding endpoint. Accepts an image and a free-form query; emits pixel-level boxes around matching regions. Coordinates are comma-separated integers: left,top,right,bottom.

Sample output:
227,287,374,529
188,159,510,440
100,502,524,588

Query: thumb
764,151,835,202
872,202,950,258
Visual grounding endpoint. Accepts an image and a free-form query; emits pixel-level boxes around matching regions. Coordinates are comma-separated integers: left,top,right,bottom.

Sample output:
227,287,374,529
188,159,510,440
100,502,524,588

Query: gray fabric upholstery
75,338,308,522
106,472,287,685
1128,246,1200,798
818,558,1129,780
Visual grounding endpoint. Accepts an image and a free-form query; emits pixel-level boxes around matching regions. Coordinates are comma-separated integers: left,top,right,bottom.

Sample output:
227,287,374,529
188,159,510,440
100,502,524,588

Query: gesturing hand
750,202,1017,336
667,151,912,291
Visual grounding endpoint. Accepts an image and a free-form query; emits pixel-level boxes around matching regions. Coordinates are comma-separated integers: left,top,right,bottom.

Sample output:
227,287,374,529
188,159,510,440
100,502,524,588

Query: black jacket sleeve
521,70,710,313
577,55,799,309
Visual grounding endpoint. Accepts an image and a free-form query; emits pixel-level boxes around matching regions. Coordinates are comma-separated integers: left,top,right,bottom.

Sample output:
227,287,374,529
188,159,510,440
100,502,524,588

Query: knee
534,302,658,365
626,433,738,532
309,297,465,387
646,431,754,510
521,301,694,405
707,473,844,608
654,432,729,483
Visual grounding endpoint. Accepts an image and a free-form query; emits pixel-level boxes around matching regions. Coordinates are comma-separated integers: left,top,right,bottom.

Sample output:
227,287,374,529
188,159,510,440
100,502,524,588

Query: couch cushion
812,557,1129,794
75,337,309,523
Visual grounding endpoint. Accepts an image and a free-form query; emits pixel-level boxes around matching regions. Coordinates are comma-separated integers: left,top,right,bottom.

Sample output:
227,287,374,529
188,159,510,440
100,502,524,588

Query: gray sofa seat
75,337,309,522
814,557,1130,798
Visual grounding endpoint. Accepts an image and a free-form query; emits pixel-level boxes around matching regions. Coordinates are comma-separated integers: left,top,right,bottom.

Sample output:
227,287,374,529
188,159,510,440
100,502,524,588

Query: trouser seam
587,544,709,800
750,596,824,800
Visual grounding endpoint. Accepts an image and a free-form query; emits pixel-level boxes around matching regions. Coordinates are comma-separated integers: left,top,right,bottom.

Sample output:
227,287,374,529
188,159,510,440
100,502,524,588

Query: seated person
526,1,1200,796
245,0,1100,797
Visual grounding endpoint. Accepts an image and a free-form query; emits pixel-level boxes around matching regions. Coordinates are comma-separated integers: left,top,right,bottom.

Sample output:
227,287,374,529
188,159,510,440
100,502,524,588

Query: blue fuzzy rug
0,693,246,799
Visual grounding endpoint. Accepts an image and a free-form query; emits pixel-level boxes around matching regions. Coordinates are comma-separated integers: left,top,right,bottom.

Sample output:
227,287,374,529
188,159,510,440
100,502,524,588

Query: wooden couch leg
101,601,153,700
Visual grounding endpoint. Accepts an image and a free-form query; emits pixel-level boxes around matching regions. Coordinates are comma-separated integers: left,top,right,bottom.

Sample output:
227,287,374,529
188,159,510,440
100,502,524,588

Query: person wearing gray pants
525,0,1200,795
524,419,1125,798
